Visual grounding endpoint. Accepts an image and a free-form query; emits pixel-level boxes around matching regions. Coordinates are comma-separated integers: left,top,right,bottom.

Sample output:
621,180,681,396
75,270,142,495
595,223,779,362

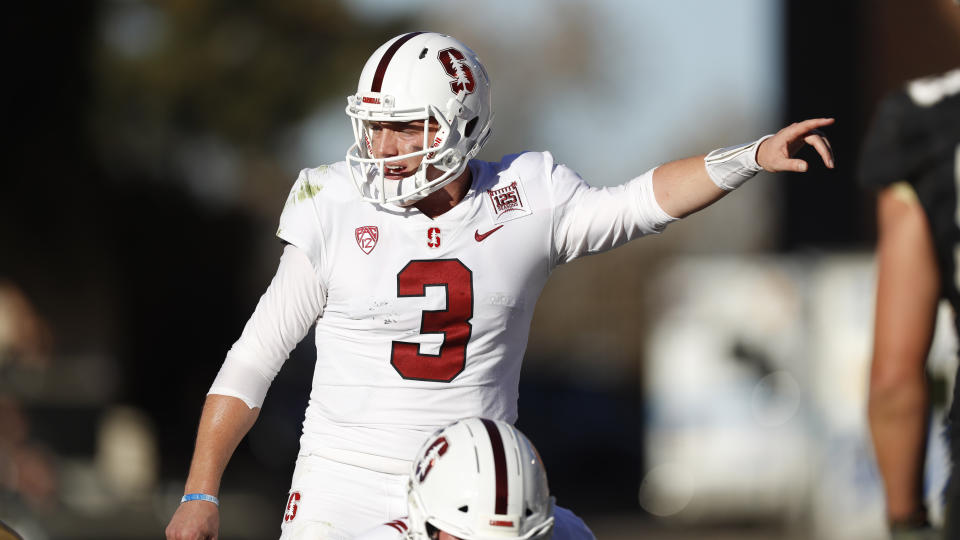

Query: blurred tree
89,0,411,214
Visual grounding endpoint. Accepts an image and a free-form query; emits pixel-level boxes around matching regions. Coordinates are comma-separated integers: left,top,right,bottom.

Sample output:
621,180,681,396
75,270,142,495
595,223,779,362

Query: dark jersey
860,69,960,534
859,69,960,336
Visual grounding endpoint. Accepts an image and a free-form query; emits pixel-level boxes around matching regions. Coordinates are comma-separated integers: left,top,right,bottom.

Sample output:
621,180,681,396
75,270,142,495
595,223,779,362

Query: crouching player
354,418,594,540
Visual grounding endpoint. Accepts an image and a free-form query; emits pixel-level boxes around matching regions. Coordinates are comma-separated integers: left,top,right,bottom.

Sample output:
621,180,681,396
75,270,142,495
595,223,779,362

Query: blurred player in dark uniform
860,68,960,539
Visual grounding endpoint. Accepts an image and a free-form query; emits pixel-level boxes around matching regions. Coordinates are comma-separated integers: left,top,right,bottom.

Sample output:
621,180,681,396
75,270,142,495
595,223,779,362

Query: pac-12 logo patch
438,48,475,95
427,227,441,248
355,226,379,254
415,436,449,482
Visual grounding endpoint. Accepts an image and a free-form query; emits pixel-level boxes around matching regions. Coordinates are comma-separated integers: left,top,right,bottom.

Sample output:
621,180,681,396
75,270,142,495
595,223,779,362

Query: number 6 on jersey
391,259,474,382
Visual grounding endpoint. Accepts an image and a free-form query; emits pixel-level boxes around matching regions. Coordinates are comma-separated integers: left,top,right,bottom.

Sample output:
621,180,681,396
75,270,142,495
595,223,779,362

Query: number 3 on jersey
391,259,473,382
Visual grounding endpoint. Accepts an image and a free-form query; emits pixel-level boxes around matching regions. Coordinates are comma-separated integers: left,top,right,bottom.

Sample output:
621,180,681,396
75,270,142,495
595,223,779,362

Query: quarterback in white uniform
166,32,835,540
272,149,673,468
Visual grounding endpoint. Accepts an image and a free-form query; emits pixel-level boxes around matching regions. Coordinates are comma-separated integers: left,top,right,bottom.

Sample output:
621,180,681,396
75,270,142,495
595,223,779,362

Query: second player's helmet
407,418,555,540
345,32,493,205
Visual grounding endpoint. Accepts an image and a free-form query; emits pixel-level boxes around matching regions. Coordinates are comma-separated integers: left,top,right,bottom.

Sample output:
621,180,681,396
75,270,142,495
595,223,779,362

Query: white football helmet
345,32,493,206
407,418,555,540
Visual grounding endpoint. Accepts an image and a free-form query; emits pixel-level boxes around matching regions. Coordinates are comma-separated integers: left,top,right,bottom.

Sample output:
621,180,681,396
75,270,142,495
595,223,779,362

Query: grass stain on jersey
295,181,324,203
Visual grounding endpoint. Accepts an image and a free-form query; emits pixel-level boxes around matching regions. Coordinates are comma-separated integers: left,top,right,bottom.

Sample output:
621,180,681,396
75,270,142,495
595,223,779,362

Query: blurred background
2,0,960,538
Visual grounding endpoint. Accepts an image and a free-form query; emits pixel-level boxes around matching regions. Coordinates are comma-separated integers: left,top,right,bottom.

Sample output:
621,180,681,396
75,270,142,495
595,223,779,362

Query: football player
354,417,593,540
861,67,960,539
165,32,834,540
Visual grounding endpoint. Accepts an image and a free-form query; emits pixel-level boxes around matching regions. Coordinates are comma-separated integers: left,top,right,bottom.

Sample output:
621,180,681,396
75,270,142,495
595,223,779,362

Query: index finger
785,117,835,138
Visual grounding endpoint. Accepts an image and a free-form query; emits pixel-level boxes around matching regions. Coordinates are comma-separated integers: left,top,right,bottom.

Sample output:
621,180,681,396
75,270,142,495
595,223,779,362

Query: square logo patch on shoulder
485,178,532,224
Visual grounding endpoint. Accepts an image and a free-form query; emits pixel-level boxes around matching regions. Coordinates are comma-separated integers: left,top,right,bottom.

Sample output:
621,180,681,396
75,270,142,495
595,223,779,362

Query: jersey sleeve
551,506,596,540
548,154,676,265
208,243,326,408
859,90,916,190
276,167,328,268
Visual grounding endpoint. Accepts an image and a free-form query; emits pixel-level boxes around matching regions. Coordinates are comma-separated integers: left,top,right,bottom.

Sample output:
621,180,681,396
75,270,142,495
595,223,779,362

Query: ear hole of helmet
525,507,534,517
458,505,469,513
419,47,429,59
464,116,478,138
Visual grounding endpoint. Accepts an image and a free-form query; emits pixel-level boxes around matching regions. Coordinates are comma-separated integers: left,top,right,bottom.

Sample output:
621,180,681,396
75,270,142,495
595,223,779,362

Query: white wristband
704,134,773,191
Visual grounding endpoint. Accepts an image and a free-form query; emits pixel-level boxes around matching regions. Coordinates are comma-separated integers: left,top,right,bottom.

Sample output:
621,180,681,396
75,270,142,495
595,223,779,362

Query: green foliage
90,0,411,186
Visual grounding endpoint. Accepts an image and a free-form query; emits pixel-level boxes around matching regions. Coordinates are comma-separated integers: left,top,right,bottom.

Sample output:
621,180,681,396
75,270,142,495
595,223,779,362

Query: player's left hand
756,117,835,173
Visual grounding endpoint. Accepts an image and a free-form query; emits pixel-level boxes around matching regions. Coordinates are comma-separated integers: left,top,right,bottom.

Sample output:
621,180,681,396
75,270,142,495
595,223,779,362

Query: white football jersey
268,151,671,472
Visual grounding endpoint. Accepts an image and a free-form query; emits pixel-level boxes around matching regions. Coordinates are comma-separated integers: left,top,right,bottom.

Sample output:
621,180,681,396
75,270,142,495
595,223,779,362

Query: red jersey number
391,259,473,382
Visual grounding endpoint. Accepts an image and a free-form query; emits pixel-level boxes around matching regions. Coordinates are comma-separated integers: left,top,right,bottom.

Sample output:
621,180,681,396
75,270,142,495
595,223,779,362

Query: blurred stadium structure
2,0,959,539
641,255,956,539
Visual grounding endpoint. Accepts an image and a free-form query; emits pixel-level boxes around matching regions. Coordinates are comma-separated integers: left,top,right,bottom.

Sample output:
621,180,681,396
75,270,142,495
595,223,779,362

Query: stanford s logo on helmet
438,48,476,95
345,32,494,206
414,436,449,482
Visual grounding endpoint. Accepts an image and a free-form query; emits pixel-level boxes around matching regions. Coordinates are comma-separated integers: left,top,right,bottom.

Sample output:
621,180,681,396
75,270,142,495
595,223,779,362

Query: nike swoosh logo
474,225,504,242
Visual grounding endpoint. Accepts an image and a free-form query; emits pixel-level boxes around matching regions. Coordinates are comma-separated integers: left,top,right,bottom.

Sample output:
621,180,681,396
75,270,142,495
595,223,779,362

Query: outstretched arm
652,117,835,218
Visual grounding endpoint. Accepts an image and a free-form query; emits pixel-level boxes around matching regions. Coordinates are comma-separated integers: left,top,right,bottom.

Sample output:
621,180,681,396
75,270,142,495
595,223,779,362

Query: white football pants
278,454,409,540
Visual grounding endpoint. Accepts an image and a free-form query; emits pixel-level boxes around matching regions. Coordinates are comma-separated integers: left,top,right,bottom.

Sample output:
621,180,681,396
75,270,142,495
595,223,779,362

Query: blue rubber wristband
180,493,219,506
